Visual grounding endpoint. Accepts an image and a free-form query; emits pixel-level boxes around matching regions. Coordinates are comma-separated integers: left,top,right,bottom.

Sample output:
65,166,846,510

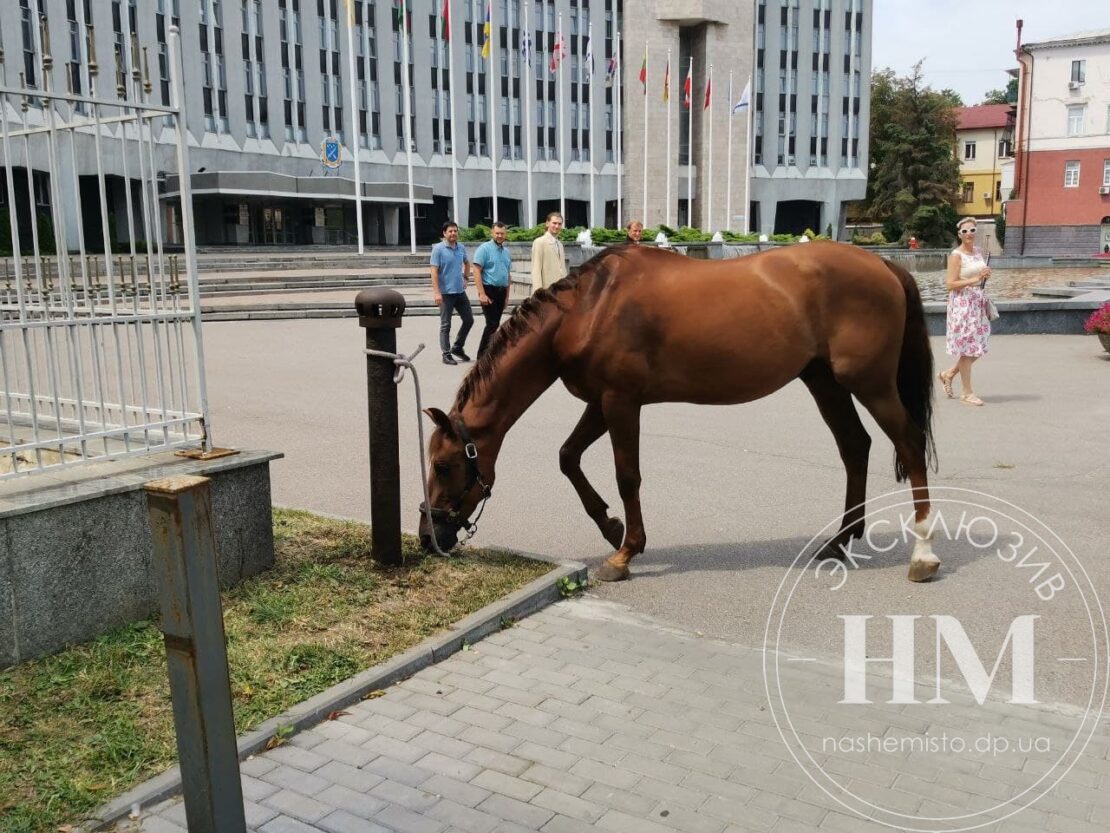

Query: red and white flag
704,75,712,110
682,63,692,108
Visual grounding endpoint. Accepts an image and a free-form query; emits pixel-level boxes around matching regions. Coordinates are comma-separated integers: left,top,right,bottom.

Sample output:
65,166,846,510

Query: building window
1103,159,1110,187
961,182,974,203
1071,59,1085,84
998,138,1012,158
963,141,976,161
1064,161,1080,188
1067,105,1085,137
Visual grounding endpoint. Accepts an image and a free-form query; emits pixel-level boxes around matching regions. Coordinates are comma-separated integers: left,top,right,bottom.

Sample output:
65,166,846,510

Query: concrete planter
1099,333,1110,354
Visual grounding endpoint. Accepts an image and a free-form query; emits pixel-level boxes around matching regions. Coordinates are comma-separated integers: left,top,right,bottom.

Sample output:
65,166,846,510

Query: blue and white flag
520,32,532,67
732,79,751,115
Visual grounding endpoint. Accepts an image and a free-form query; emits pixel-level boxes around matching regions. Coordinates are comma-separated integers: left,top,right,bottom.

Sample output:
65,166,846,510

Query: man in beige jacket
530,212,567,292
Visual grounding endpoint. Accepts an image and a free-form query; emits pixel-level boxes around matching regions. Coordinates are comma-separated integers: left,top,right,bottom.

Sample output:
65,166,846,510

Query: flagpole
745,79,753,235
344,0,364,253
400,0,416,253
641,43,648,226
557,12,565,219
726,71,733,231
707,64,713,232
524,3,534,226
686,56,693,226
588,21,595,229
615,30,622,228
447,0,459,222
665,48,671,229
487,1,498,222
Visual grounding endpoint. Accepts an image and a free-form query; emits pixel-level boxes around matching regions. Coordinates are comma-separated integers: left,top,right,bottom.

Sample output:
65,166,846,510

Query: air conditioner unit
786,154,796,165
1068,81,1081,90
1100,186,1110,195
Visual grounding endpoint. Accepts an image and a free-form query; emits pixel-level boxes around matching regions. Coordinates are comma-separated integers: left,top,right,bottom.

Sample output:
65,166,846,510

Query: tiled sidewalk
130,597,1110,833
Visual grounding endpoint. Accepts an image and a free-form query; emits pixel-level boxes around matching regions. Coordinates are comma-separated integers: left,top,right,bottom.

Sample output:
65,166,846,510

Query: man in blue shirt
472,221,514,357
430,221,473,365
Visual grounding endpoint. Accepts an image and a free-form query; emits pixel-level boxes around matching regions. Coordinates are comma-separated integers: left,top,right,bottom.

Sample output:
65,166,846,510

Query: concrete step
197,277,428,294
201,299,521,321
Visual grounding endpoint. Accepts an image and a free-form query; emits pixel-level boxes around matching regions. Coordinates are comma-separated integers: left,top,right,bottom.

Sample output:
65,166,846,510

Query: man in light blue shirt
430,221,472,365
472,222,513,357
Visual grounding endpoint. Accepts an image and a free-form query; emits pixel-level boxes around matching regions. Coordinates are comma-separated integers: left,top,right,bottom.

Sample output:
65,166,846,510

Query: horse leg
559,402,625,549
800,362,872,560
854,386,938,582
594,396,644,582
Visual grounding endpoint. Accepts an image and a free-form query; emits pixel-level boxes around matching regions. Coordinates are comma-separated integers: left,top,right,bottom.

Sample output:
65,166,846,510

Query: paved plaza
130,315,1110,832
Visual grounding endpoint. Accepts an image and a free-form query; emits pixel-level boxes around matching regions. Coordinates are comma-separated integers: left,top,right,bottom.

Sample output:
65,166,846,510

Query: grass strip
0,508,549,833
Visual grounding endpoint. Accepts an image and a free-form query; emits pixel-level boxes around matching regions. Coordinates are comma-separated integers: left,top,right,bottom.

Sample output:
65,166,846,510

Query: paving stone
369,779,440,812
312,739,376,769
318,809,394,833
318,783,389,819
595,808,675,833
416,751,485,782
408,711,470,738
521,763,592,797
244,799,281,828
364,755,436,788
502,720,569,749
262,789,333,824
288,730,329,751
363,735,430,764
580,783,658,816
453,705,514,732
423,773,494,808
530,787,606,823
241,755,279,777
540,813,601,833
460,725,522,754
315,760,384,792
629,776,710,811
262,764,332,796
374,803,448,833
136,815,187,833
568,758,641,791
425,798,501,833
476,793,555,829
359,713,424,742
243,774,281,802
558,736,624,765
465,746,532,777
646,802,729,833
266,745,332,773
259,815,325,833
472,768,545,802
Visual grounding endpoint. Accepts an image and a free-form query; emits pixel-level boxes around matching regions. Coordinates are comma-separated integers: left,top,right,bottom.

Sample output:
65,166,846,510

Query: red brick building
1005,27,1110,256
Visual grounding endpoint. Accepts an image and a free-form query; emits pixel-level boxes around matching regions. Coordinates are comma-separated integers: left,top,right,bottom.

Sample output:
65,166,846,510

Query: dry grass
0,508,550,833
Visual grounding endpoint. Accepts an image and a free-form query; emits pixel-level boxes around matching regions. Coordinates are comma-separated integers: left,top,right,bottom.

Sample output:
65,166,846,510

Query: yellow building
955,104,1015,218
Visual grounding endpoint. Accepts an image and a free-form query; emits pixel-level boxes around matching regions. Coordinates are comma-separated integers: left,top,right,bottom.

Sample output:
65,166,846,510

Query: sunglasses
960,227,977,234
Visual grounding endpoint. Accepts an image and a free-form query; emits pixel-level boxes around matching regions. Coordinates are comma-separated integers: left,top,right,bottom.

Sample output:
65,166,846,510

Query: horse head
418,407,494,553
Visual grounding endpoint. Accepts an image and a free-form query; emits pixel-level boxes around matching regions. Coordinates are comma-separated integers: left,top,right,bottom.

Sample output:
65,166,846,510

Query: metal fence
0,21,209,479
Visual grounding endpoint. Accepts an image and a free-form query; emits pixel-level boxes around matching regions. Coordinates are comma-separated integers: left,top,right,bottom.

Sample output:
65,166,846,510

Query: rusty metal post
355,288,406,566
144,475,246,833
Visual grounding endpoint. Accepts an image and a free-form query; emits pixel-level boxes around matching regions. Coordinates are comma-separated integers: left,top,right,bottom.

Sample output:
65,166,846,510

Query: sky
871,0,1109,106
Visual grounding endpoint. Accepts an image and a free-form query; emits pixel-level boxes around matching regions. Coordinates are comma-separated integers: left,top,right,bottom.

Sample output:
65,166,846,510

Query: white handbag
985,296,1000,322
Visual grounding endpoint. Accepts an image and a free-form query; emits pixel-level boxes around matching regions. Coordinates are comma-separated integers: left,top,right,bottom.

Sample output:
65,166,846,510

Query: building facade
954,103,1013,220
1,0,873,247
747,0,871,237
1005,27,1110,256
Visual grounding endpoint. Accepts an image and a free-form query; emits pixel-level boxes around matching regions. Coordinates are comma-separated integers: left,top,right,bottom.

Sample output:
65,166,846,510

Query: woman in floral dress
937,217,992,406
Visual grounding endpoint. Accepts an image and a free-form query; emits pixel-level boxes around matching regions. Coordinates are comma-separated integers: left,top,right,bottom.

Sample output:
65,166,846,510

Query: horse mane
452,244,637,411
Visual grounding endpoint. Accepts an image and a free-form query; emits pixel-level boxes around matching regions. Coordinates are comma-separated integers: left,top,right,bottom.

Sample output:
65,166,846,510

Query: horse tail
884,258,937,481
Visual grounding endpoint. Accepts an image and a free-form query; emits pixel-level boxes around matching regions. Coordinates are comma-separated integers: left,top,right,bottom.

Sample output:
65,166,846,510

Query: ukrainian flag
481,2,491,59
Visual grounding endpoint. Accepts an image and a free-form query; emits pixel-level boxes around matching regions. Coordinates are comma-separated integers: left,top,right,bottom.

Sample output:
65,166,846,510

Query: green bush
452,224,821,246
995,212,1006,248
881,217,904,244
852,231,888,245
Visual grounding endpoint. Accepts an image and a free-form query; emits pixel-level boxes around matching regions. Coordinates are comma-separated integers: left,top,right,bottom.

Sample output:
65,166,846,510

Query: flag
605,55,618,87
520,32,532,67
441,0,450,41
342,0,354,25
662,57,669,102
549,34,566,75
639,52,647,94
683,63,692,108
392,0,410,32
584,35,594,83
704,76,712,110
732,79,751,115
481,2,491,59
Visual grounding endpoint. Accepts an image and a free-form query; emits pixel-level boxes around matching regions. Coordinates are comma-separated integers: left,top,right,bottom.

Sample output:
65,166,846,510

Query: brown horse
418,242,942,582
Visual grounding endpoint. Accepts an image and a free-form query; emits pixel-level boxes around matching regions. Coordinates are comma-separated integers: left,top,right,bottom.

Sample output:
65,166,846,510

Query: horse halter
421,415,493,539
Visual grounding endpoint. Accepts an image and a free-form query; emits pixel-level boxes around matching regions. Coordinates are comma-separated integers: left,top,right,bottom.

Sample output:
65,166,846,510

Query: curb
84,558,588,831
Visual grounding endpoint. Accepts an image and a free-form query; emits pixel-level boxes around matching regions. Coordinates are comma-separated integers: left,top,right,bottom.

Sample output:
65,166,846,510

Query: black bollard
355,288,406,566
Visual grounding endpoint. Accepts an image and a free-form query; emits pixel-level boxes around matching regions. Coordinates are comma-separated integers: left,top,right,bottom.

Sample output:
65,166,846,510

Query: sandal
937,371,955,399
960,394,984,407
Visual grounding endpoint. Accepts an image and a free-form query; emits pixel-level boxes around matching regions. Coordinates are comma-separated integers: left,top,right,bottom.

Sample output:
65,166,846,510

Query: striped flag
549,33,566,75
704,75,712,110
605,55,618,87
682,62,692,108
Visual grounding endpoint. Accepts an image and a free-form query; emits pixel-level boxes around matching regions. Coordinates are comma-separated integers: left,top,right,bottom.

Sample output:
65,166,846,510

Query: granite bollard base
0,449,282,667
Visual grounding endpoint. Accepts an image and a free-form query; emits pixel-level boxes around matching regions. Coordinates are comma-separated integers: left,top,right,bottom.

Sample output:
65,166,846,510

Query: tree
982,77,1018,105
863,62,962,247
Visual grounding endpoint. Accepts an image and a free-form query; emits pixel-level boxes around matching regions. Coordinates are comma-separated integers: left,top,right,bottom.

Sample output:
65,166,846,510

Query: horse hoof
603,517,625,550
907,559,940,582
814,537,848,561
593,561,631,582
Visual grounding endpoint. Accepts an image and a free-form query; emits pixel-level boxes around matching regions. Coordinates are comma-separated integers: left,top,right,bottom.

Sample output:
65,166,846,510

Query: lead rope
364,343,452,557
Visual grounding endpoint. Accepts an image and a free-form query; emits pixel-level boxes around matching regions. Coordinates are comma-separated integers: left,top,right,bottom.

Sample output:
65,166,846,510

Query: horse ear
423,407,456,436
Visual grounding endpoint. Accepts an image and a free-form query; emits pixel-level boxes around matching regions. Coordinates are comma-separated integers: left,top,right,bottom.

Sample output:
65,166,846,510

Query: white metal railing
0,18,210,479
